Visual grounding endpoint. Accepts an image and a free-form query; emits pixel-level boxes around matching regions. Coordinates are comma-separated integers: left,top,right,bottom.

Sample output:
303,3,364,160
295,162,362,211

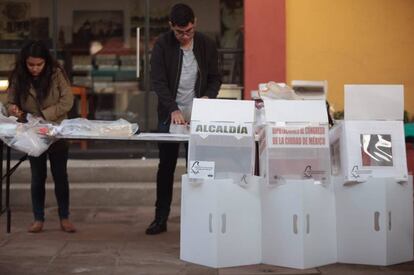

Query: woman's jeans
28,140,70,222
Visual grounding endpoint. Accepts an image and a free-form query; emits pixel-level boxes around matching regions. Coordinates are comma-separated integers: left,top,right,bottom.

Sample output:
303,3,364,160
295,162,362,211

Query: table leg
0,141,3,217
2,151,28,233
6,146,10,233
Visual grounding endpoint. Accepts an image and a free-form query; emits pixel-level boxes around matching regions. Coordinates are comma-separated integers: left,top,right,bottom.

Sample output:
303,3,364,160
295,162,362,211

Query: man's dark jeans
155,122,187,220
29,140,70,222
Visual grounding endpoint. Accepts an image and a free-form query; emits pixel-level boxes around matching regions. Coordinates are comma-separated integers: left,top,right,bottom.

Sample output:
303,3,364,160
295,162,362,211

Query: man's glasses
172,26,194,37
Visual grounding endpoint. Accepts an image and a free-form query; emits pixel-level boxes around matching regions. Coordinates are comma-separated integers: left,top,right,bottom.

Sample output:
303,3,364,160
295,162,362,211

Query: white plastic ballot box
188,99,256,180
259,100,331,185
331,84,413,265
180,175,262,268
330,85,408,182
259,99,337,269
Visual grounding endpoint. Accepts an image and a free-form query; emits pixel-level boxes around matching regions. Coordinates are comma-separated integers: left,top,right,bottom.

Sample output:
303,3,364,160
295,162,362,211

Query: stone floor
0,206,413,275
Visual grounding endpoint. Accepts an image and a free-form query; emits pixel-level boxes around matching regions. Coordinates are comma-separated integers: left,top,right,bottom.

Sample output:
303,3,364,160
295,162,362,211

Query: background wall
244,0,286,99
286,0,414,115
52,0,220,46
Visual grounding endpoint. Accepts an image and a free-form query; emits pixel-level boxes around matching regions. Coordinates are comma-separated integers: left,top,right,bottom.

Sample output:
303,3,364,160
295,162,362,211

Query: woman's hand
8,104,24,118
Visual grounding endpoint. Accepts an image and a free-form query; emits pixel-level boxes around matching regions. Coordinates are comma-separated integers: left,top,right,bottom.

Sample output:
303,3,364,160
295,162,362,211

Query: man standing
147,3,221,235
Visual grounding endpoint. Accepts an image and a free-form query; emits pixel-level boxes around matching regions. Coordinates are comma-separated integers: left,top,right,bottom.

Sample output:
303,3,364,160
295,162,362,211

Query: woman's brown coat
7,68,73,123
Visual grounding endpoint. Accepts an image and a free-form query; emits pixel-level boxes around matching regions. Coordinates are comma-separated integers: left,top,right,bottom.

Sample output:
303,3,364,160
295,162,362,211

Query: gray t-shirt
176,41,198,121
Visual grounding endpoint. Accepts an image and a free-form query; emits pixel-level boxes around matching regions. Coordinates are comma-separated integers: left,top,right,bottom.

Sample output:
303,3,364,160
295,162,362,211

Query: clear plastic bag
12,127,56,157
57,118,139,137
0,114,57,157
0,114,18,136
0,102,7,116
259,81,298,100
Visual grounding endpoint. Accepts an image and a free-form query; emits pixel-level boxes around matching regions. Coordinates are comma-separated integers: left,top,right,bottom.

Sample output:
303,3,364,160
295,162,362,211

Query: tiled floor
0,206,413,275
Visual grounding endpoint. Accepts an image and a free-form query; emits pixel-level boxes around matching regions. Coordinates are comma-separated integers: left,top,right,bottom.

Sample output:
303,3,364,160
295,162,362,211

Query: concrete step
10,182,182,207
10,158,186,183
7,158,185,208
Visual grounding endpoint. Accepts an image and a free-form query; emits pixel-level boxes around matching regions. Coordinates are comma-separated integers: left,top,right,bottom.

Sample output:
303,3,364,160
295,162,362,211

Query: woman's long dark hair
8,40,67,106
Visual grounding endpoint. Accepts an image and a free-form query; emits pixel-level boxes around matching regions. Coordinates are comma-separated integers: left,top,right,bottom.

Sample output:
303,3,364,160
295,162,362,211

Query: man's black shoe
145,220,167,235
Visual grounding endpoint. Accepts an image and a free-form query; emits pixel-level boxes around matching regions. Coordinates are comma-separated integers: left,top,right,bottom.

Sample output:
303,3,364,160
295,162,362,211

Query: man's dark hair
169,3,195,27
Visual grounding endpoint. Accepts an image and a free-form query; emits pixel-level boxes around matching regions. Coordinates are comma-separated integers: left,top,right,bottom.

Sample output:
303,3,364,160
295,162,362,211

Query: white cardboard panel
261,181,305,268
191,98,255,122
263,100,328,123
180,175,261,268
261,180,337,269
334,177,413,265
344,85,404,121
386,178,414,264
180,176,217,267
217,178,262,266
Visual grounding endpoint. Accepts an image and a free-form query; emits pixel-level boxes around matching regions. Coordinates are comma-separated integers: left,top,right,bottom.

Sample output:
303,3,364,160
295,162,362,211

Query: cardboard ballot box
180,175,262,268
188,98,256,179
331,84,413,265
259,99,337,269
334,177,413,265
330,120,407,182
261,180,337,269
330,85,408,182
259,100,331,185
